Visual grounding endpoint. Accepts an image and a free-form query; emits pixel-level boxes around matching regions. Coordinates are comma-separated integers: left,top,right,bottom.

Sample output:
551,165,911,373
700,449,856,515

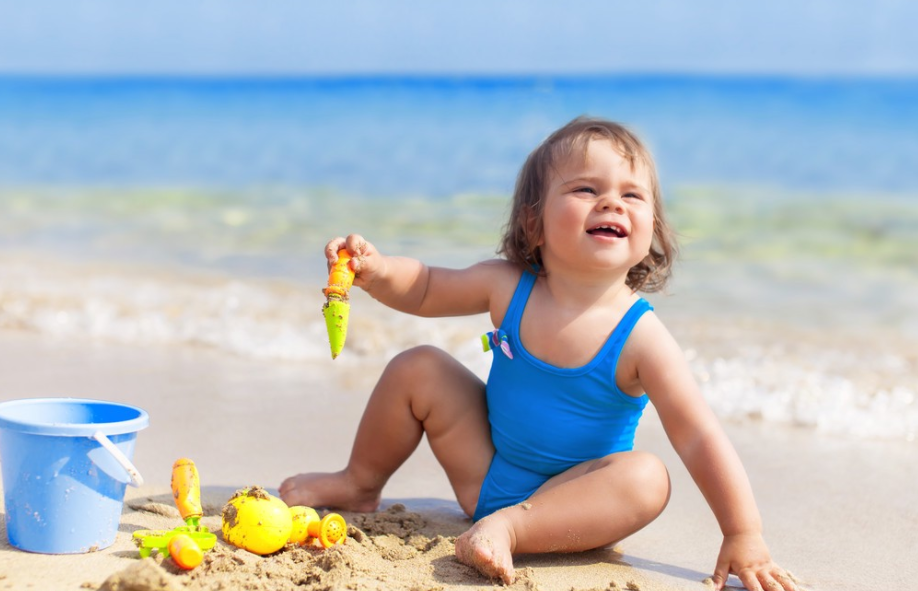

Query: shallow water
1,192,915,444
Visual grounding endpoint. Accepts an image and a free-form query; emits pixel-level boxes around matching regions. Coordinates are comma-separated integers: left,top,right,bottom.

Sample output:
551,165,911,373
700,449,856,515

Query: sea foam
1,255,914,443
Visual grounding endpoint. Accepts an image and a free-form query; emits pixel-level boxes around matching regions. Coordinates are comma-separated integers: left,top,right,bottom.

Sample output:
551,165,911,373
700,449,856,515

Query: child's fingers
343,234,374,274
325,237,347,263
757,572,785,591
736,567,765,591
344,234,370,257
711,561,729,590
771,567,799,591
324,235,370,275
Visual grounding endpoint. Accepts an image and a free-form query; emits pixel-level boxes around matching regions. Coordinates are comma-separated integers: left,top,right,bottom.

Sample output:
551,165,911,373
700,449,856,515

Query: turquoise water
0,75,916,441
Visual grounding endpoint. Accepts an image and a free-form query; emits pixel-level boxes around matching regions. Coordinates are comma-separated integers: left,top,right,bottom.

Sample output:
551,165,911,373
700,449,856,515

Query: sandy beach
2,25,917,591
1,329,915,591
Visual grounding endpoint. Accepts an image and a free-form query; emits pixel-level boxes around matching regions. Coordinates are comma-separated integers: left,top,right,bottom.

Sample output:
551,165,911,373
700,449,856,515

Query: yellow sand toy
323,249,356,359
133,458,216,570
222,487,348,554
289,506,348,548
222,487,292,555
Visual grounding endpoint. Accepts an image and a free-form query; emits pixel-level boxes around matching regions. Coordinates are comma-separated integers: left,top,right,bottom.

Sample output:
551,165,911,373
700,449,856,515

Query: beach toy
133,458,217,569
481,329,513,360
289,506,347,548
0,398,148,554
288,505,319,545
171,458,203,525
323,249,356,359
308,512,348,548
221,486,293,555
168,533,205,570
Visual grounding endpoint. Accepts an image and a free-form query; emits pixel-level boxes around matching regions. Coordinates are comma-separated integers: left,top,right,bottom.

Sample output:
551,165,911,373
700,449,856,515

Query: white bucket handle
91,430,144,487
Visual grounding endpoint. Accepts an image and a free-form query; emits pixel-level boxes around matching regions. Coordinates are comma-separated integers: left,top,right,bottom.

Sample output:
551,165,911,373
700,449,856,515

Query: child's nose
597,193,625,212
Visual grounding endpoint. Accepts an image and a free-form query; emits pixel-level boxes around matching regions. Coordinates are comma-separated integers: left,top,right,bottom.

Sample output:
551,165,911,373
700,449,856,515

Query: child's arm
326,234,512,319
629,314,798,591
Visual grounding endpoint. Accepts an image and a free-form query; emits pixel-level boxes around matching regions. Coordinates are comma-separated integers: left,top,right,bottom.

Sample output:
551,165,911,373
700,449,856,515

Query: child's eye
623,192,643,200
574,187,597,195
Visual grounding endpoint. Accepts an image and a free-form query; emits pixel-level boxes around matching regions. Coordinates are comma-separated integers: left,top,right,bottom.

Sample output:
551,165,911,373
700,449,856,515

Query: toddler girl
280,117,797,591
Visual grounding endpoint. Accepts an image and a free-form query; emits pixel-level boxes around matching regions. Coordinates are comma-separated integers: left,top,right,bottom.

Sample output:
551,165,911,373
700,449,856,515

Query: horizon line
1,70,916,82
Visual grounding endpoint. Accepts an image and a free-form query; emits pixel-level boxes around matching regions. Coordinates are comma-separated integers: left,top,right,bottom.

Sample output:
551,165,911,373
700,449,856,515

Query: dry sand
0,330,916,591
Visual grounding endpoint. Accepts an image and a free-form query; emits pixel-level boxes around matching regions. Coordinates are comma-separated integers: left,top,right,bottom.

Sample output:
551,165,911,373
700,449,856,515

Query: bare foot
455,513,516,585
278,470,381,512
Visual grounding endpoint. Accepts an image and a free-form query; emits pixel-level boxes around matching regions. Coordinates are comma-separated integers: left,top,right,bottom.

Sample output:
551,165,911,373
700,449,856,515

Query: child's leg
455,450,670,584
279,346,494,516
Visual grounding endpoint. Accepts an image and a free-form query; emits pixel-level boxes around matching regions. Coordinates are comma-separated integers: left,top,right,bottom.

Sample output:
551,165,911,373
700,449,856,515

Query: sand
0,329,916,591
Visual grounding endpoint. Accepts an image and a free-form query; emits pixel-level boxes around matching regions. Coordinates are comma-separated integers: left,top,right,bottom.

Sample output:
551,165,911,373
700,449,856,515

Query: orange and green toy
168,533,205,570
323,249,356,359
133,458,216,569
289,506,347,548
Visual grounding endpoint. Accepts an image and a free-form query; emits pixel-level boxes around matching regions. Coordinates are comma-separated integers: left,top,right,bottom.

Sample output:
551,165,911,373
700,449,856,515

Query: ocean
0,75,916,442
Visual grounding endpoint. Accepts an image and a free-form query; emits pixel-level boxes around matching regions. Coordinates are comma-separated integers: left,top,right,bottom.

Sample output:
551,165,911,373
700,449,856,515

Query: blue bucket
0,398,149,554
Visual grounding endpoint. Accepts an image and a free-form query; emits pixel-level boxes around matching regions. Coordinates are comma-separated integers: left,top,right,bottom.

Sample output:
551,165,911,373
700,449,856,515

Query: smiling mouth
587,224,627,237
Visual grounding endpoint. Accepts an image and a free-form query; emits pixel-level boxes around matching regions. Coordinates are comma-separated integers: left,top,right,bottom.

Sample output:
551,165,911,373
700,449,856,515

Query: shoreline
0,330,916,590
2,249,916,444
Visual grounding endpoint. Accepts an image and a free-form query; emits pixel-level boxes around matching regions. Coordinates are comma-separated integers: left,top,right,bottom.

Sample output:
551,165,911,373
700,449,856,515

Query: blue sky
1,0,915,76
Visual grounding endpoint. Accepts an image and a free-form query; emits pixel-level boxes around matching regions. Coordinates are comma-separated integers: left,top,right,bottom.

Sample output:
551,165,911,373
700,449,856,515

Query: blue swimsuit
473,270,651,521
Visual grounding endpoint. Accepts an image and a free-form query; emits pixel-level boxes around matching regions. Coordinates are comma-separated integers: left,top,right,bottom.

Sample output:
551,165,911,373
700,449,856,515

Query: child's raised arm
628,314,798,591
326,234,514,320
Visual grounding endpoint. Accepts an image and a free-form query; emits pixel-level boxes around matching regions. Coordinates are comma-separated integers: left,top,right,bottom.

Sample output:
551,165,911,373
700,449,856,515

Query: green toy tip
323,297,350,359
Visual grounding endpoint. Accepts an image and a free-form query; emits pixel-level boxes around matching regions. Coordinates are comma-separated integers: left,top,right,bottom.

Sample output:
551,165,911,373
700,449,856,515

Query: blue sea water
0,75,916,440
2,75,918,193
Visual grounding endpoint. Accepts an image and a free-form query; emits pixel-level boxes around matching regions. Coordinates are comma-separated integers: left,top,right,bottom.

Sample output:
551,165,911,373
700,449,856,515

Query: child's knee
626,451,670,515
596,451,669,517
386,345,451,379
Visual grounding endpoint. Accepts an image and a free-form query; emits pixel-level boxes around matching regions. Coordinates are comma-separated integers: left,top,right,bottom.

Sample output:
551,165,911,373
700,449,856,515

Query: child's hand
324,234,384,292
713,532,798,591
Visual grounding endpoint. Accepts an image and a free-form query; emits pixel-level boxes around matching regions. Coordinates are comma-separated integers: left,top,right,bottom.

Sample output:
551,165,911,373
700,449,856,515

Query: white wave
0,254,494,369
1,254,915,442
689,347,917,442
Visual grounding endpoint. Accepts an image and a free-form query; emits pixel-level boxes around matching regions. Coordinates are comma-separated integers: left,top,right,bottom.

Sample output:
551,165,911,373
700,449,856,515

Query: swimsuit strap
501,269,653,375
602,297,653,371
500,269,537,332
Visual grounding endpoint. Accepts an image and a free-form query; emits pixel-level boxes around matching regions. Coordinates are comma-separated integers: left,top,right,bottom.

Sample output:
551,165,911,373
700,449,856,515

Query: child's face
538,138,655,277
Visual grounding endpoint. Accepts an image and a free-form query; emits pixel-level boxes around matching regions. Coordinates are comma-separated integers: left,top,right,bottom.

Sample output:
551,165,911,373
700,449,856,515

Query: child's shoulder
627,303,670,340
469,259,525,323
624,305,685,367
476,259,525,297
473,258,525,284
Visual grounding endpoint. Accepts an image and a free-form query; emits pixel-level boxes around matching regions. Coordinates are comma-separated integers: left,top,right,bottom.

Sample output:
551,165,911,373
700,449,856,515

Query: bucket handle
91,431,144,487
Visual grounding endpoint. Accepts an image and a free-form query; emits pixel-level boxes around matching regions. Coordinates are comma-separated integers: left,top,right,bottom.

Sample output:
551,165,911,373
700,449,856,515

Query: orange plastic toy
168,533,204,570
322,249,356,359
133,459,216,570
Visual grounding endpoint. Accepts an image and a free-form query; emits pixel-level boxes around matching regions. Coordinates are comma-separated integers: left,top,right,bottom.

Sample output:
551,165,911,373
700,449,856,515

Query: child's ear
524,206,544,247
